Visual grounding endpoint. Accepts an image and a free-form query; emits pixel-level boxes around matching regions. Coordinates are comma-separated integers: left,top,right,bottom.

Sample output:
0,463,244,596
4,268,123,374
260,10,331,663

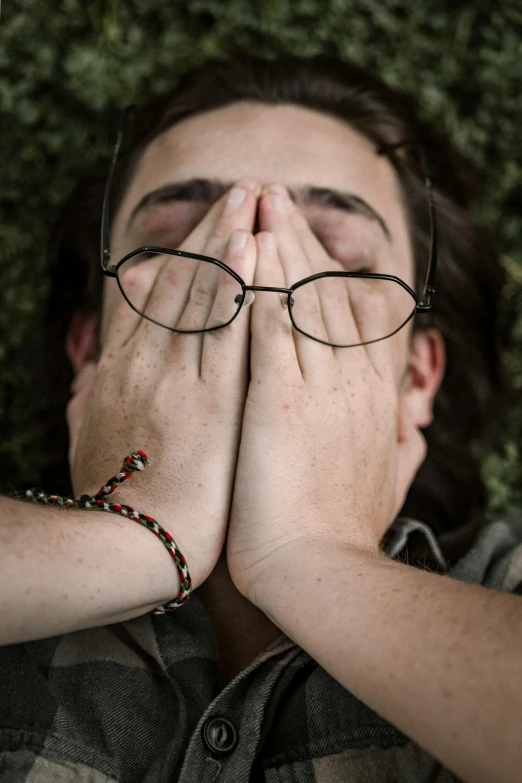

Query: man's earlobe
402,329,446,430
65,309,99,377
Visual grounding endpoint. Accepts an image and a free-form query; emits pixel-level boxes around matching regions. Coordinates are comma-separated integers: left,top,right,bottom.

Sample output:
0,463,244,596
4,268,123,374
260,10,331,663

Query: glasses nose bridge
242,284,293,310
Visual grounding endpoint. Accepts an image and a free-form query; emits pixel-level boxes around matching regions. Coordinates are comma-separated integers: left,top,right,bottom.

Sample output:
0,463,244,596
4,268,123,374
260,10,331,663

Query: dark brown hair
41,56,510,568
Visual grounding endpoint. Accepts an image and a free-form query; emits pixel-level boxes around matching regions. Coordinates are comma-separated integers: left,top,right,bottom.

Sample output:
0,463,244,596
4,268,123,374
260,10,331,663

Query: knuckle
201,324,228,342
204,235,227,261
292,292,321,319
119,264,142,288
168,332,192,361
189,280,215,307
263,313,293,337
162,255,192,285
120,259,158,291
361,280,386,307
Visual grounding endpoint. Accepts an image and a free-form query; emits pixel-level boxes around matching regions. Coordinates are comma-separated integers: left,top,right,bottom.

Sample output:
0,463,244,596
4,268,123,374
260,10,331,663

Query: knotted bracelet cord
25,450,192,613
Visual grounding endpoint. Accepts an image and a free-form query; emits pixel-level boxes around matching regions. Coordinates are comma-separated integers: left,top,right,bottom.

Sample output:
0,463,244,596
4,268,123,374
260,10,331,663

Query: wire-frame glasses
100,107,437,349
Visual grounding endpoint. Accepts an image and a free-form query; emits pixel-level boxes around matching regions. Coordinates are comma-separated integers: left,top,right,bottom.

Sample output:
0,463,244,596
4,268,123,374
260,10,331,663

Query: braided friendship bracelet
25,450,192,614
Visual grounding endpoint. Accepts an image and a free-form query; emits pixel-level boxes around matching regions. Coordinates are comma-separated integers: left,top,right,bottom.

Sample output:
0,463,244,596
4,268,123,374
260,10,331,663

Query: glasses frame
100,106,438,349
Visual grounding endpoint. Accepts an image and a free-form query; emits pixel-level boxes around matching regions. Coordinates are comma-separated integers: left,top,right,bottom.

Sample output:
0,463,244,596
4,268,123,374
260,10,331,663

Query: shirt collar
381,516,450,572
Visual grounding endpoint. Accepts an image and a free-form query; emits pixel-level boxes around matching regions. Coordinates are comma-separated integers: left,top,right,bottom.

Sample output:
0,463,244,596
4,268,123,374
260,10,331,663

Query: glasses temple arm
378,140,438,309
417,146,438,308
100,105,135,271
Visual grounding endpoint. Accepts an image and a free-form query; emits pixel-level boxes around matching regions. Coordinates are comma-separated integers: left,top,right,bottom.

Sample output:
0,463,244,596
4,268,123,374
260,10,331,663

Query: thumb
66,362,98,469
395,397,427,515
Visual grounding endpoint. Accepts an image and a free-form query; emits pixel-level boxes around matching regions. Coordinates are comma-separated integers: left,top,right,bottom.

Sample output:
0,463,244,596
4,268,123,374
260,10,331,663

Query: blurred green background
0,0,521,508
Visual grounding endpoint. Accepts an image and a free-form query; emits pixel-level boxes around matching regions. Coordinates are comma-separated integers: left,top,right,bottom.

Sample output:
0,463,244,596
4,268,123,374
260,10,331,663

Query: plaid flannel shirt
1,513,521,783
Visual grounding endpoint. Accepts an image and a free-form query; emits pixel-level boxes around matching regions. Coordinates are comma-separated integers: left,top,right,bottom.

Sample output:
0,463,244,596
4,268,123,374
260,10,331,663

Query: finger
250,230,303,381
134,181,260,373
200,228,256,381
394,398,427,516
175,181,259,332
66,361,98,467
276,193,399,380
177,180,260,257
262,191,402,382
199,181,261,263
284,199,361,351
103,180,260,355
175,181,260,373
257,186,331,377
102,190,239,353
101,261,159,357
351,278,398,381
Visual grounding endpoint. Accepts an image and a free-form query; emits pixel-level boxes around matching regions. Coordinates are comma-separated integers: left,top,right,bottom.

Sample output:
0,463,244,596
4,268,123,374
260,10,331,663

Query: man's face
102,101,418,384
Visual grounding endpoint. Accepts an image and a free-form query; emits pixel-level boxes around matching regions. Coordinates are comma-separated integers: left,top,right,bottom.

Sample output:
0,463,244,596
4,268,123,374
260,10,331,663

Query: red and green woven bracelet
25,450,192,614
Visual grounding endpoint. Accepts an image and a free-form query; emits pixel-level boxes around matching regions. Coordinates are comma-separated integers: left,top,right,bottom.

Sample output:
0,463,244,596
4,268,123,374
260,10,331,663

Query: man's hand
226,184,427,599
66,180,260,591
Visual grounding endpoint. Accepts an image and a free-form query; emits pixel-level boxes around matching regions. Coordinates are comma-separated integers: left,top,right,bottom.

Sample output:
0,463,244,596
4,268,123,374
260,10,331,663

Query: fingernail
236,179,262,196
271,193,287,214
264,184,288,213
227,187,247,207
230,229,248,249
260,232,276,251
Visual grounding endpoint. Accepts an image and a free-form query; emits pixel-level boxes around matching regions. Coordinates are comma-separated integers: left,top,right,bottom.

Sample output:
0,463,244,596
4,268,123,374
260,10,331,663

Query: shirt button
202,716,239,756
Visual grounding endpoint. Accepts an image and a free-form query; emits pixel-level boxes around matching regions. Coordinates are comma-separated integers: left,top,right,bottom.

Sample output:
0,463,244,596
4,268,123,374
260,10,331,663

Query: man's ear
65,309,99,377
400,328,446,433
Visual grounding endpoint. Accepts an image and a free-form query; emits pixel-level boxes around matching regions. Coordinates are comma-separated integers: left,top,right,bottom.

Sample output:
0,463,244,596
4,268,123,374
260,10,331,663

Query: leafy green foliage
0,0,521,508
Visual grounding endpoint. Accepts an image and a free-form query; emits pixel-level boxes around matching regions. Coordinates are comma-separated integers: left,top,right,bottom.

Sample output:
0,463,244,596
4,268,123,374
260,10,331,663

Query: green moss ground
0,0,521,509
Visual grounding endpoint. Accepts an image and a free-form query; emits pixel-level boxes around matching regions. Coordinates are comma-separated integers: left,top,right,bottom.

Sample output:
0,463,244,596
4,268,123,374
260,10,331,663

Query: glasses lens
117,251,244,332
289,275,417,347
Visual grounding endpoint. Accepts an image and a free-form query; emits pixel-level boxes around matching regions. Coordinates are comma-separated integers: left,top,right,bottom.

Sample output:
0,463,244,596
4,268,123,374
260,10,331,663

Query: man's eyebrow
126,177,391,242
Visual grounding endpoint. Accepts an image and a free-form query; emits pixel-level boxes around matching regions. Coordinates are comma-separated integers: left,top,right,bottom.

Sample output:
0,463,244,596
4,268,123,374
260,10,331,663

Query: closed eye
305,208,381,273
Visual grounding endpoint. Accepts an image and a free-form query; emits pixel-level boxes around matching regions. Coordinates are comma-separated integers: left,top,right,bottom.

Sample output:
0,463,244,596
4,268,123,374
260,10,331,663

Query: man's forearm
250,540,522,783
0,495,180,645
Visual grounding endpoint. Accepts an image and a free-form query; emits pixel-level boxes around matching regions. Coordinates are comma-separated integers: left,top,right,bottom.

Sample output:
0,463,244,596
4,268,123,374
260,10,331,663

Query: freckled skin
70,102,444,688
